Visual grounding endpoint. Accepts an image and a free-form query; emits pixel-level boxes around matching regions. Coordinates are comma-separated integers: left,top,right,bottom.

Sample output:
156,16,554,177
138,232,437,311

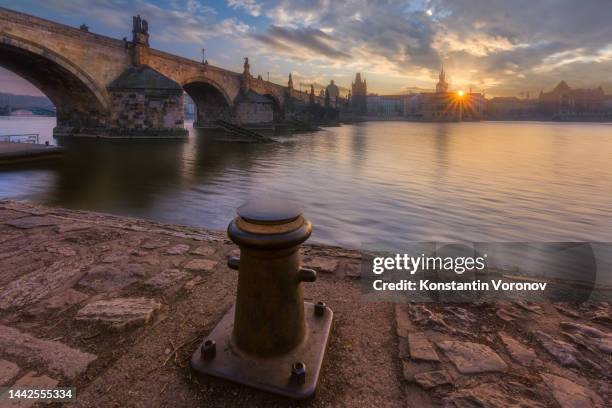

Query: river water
1,116,612,249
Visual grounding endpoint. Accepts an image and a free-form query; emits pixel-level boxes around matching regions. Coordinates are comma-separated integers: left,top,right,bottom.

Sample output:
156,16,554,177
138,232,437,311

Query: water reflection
49,138,186,213
1,118,612,248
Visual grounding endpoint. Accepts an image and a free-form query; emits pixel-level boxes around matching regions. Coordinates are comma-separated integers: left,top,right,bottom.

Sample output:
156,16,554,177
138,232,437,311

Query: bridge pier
55,65,188,139
53,108,109,138
105,65,187,138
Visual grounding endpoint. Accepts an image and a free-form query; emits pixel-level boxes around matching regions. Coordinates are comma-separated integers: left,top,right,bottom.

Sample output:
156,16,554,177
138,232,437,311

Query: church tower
351,72,368,115
436,65,449,93
287,73,294,90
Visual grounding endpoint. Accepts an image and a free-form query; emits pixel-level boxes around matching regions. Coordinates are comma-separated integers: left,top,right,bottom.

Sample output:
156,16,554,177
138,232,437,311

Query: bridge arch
0,33,110,133
182,76,234,127
262,93,283,122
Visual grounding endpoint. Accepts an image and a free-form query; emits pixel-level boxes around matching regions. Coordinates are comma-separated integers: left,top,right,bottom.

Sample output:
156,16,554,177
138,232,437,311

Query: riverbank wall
0,141,63,164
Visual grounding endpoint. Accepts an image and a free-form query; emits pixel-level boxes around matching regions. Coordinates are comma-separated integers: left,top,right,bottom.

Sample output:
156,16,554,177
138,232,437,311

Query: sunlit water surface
1,116,612,249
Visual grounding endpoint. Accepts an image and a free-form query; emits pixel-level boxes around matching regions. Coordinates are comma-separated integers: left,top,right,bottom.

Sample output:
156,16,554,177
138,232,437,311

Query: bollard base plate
190,302,333,399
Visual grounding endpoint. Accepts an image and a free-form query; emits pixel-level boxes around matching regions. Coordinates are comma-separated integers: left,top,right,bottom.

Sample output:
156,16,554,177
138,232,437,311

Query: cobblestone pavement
0,200,609,407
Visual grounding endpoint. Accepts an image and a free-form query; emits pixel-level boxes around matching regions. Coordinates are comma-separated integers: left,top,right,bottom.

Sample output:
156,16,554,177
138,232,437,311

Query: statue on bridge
243,57,250,77
132,14,150,46
133,15,149,34
240,57,252,94
310,84,315,105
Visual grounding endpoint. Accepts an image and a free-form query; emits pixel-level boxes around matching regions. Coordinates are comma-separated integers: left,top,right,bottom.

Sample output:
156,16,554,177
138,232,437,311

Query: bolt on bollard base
190,199,333,399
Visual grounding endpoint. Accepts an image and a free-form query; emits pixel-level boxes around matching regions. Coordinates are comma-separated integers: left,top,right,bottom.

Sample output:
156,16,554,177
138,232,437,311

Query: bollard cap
237,198,303,225
229,198,312,249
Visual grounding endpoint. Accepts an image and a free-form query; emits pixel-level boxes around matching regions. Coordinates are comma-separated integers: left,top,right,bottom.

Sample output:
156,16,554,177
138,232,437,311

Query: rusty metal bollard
190,198,333,399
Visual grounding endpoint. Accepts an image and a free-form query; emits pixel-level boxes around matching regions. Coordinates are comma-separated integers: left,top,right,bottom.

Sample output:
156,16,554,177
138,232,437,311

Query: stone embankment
0,142,63,164
0,200,608,407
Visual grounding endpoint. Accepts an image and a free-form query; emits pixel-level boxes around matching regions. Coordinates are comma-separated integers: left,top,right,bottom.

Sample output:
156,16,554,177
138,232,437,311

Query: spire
288,73,293,90
436,64,448,93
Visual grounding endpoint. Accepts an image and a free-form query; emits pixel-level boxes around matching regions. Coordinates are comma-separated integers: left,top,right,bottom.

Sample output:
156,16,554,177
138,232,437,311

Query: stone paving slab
413,370,452,390
560,321,612,354
407,332,439,362
541,373,602,408
183,259,217,272
144,269,191,290
55,223,91,233
141,239,170,249
0,257,94,310
78,263,146,292
303,257,339,274
190,246,216,256
164,244,190,255
43,289,89,310
5,216,59,229
0,325,96,379
532,330,580,367
0,360,20,386
0,209,26,222
436,340,507,374
75,297,162,330
498,331,538,366
443,383,546,408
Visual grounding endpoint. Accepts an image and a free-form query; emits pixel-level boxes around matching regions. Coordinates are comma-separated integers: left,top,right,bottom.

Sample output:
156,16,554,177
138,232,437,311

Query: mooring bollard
190,198,333,399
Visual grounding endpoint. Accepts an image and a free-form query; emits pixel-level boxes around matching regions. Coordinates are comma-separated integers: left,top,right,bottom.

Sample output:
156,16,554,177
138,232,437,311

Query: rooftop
108,65,182,91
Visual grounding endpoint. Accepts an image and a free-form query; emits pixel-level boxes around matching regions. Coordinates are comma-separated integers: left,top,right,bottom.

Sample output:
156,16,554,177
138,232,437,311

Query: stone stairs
214,120,274,142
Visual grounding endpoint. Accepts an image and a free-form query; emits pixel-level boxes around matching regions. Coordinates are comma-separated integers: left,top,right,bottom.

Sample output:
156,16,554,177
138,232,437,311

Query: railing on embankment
0,133,63,165
0,133,40,144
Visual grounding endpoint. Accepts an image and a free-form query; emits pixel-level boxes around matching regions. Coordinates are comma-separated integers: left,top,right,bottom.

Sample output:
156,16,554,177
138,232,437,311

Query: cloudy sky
1,0,611,97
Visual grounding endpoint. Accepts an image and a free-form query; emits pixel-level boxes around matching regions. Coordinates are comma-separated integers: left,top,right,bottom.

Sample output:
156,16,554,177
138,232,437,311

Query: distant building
351,73,367,115
9,109,34,116
538,81,608,118
366,94,407,117
408,67,484,121
184,94,196,120
486,97,537,119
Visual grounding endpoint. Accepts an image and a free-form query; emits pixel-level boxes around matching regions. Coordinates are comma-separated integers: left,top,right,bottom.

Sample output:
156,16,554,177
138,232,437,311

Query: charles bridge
0,7,334,138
